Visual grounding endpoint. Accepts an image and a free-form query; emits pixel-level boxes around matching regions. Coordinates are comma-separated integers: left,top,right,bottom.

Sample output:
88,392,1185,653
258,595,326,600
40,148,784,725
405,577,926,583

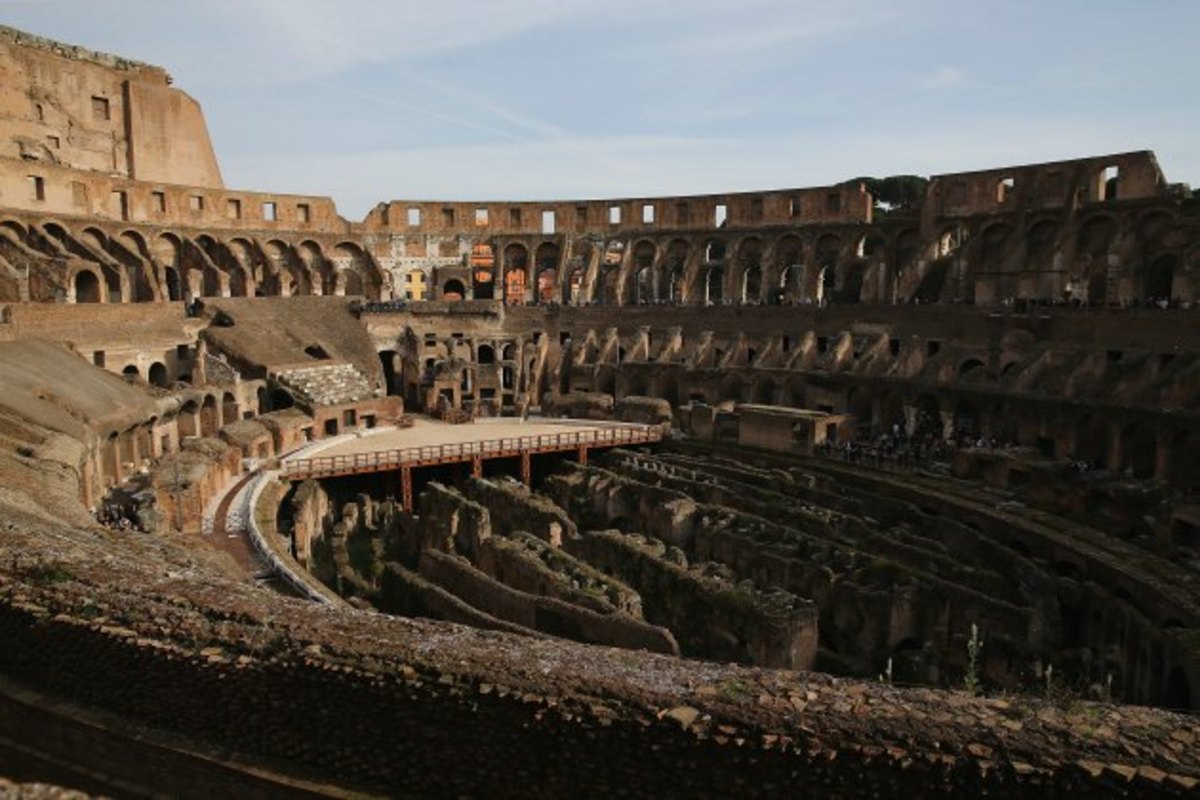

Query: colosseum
0,22,1198,799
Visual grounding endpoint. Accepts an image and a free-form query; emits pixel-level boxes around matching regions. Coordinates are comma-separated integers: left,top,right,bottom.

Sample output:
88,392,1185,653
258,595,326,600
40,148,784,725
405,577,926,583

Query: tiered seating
276,363,373,408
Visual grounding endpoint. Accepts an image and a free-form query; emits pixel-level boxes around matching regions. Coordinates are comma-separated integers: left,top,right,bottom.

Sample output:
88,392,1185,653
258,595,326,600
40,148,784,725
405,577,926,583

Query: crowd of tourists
817,423,1018,471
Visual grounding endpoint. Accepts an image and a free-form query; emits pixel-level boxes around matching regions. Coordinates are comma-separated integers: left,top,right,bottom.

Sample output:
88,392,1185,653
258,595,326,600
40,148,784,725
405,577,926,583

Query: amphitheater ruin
0,22,1198,798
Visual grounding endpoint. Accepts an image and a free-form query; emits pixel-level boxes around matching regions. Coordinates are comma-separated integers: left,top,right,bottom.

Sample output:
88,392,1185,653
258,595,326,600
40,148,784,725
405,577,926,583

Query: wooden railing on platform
282,425,663,480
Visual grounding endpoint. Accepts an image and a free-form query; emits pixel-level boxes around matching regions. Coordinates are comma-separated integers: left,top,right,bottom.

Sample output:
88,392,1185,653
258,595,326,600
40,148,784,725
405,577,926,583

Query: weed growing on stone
963,623,984,695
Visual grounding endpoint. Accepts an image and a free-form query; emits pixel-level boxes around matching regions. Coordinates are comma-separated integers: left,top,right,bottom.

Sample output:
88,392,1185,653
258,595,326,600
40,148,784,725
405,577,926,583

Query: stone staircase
277,363,373,408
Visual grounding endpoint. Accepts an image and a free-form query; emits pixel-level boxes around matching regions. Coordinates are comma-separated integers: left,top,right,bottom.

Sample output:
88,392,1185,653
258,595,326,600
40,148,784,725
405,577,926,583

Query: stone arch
736,237,764,303
261,239,302,296
774,234,804,304
534,242,559,304
703,237,727,263
148,362,169,388
704,264,724,304
503,243,528,305
958,358,986,379
564,264,586,305
73,268,102,303
663,239,689,303
200,394,220,437
442,279,466,300
297,240,333,295
856,232,885,259
1143,254,1177,303
221,391,239,426
227,237,262,296
476,343,495,364
630,239,657,303
470,241,496,300
332,242,380,300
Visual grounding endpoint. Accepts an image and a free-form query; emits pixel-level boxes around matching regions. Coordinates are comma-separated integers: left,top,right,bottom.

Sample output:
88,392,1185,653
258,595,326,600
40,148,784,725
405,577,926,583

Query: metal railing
282,425,663,480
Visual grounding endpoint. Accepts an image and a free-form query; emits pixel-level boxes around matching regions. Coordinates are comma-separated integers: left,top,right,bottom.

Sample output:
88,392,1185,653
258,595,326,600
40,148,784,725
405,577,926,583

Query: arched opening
704,266,724,304
565,268,585,305
341,269,364,297
536,268,557,303
704,239,726,262
662,239,688,303
837,262,864,304
270,388,295,411
229,266,249,297
148,362,169,388
534,243,559,304
121,364,140,381
1144,254,1176,303
856,233,885,259
503,244,528,305
471,242,495,300
477,344,495,364
222,392,239,425
379,350,401,396
200,395,220,437
442,279,466,301
958,358,986,379
74,270,101,303
631,240,656,304
775,235,804,304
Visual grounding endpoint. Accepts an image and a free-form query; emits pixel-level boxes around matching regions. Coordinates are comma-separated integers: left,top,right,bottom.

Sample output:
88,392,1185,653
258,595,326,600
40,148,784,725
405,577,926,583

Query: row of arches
0,219,389,304
3,207,1194,308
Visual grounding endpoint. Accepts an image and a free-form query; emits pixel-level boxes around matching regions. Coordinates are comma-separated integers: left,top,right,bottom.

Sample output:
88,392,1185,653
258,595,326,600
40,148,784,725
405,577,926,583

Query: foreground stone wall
1,502,1198,798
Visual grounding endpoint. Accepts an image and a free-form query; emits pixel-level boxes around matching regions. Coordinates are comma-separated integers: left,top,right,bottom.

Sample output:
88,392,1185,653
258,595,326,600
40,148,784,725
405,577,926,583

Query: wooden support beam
520,451,531,486
400,465,413,513
471,456,483,478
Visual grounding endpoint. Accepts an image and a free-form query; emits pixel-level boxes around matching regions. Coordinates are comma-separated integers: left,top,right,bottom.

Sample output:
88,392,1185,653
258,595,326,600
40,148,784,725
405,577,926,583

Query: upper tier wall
361,182,874,236
0,25,222,189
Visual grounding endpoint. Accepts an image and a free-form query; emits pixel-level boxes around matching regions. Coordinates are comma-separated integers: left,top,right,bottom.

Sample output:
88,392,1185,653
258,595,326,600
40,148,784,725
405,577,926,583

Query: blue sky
4,0,1198,220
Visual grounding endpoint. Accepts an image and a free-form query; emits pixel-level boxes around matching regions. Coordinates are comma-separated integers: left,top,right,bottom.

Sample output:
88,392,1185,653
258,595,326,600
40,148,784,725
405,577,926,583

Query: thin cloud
922,66,969,89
